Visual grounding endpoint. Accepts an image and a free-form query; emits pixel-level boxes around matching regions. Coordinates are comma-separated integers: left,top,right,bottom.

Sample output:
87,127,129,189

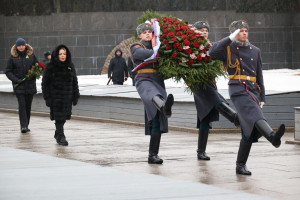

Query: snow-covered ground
1,69,300,93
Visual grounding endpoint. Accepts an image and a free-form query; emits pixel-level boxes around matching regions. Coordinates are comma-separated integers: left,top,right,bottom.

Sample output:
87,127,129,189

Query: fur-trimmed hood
11,44,34,58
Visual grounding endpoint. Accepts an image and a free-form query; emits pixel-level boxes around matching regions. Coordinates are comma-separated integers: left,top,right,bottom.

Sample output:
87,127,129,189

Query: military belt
229,75,256,82
137,69,158,74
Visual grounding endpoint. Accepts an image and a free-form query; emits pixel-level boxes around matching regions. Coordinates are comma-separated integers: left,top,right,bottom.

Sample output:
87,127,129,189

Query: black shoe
271,124,285,148
197,152,210,160
236,163,252,175
26,128,30,132
21,127,27,133
163,94,174,118
55,134,68,146
148,155,163,164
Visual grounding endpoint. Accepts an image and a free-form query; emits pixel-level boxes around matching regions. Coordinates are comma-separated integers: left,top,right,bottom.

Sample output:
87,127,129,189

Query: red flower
185,49,192,54
197,55,202,61
188,60,195,66
172,53,177,58
175,27,181,31
204,57,209,63
162,34,167,38
163,40,167,44
166,45,171,50
171,37,177,41
184,40,190,46
193,42,199,48
167,21,172,24
202,49,206,53
178,46,183,51
197,38,202,42
176,31,182,36
168,32,174,37
37,62,45,70
163,25,168,29
173,43,180,48
186,31,193,34
189,35,195,39
181,35,187,39
163,29,168,33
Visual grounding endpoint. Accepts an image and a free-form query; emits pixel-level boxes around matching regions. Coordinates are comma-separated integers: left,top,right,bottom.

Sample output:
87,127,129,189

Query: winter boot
21,127,27,133
152,94,174,118
148,132,163,164
54,131,68,146
236,139,252,175
254,120,285,148
197,129,210,160
215,102,240,127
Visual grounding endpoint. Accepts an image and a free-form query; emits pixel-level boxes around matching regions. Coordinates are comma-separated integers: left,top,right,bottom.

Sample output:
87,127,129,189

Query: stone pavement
0,112,299,200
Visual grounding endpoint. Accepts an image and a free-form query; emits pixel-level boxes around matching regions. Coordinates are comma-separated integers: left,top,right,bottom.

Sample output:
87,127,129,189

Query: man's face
116,51,121,56
235,28,248,42
198,28,209,39
17,45,26,52
138,30,153,41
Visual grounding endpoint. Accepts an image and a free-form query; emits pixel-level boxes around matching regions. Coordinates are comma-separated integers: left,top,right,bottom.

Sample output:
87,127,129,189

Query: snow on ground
1,69,300,93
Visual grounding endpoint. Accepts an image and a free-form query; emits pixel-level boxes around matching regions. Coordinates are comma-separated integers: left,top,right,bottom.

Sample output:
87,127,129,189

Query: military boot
54,131,68,146
148,132,163,164
254,120,285,148
236,139,252,175
215,102,240,127
197,129,210,160
152,94,174,118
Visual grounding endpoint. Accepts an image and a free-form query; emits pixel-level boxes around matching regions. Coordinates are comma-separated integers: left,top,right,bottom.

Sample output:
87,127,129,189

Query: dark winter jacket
5,44,38,94
108,49,128,83
42,44,80,121
127,57,137,79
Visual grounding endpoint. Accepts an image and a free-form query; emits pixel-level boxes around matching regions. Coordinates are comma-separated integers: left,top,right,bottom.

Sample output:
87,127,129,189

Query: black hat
229,20,249,33
44,51,51,56
136,22,153,35
16,38,26,47
193,21,210,32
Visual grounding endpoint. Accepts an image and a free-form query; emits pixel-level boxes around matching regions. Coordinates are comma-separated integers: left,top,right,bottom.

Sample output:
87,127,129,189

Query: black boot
148,132,163,164
21,127,27,133
197,129,210,160
236,139,252,175
54,131,68,146
152,94,174,118
215,102,240,127
255,120,285,148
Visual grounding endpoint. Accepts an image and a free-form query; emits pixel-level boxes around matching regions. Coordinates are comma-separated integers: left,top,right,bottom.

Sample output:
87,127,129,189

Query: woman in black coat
5,38,38,133
42,44,80,146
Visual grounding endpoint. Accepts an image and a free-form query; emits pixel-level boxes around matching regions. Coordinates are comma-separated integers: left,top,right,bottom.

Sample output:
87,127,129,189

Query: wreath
137,10,225,93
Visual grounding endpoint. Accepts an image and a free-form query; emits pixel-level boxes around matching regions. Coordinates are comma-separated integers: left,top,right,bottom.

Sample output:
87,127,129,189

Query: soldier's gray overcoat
194,84,227,126
209,37,266,140
131,41,168,135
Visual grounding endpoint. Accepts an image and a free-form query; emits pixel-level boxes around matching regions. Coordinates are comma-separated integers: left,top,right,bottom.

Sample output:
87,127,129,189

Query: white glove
260,102,265,109
153,45,160,53
229,29,240,41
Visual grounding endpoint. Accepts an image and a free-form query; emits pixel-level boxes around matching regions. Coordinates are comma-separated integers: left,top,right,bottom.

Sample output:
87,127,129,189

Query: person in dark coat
209,20,285,175
130,22,174,164
192,21,240,161
42,51,51,66
42,44,80,146
127,57,137,86
108,49,128,85
5,38,38,133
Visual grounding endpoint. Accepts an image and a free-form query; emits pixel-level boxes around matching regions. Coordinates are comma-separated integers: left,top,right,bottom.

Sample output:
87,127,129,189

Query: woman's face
58,49,66,62
199,28,209,39
138,30,153,41
17,45,26,52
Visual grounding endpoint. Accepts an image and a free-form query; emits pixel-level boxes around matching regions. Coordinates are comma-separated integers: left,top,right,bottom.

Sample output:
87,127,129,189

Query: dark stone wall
0,11,299,74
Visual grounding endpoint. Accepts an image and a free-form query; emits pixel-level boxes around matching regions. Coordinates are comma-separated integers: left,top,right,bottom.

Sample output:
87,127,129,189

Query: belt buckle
247,76,250,80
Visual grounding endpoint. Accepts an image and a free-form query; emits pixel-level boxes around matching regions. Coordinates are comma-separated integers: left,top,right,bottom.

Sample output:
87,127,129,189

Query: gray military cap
229,20,249,33
136,22,154,35
193,21,210,32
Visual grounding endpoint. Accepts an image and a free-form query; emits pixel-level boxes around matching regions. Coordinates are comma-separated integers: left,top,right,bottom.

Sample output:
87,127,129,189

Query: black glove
45,99,51,107
73,98,78,106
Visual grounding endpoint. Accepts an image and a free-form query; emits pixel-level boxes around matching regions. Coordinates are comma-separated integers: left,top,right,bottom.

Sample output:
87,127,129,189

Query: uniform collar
233,39,250,47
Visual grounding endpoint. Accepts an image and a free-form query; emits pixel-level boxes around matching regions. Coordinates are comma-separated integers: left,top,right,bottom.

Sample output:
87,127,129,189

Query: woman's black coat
42,44,80,121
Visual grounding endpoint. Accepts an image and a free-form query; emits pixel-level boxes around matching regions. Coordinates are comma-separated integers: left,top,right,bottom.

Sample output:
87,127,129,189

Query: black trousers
16,94,34,128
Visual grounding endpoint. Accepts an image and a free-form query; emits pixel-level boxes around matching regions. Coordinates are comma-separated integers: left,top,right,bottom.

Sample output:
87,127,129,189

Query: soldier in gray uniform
209,20,285,175
193,21,239,161
130,22,174,164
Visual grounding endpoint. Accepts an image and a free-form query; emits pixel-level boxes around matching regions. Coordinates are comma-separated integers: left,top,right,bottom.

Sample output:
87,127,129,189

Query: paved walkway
1,112,299,200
